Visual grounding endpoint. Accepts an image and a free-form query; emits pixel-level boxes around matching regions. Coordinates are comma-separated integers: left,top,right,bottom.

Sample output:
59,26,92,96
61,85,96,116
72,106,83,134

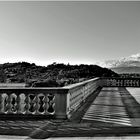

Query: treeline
0,62,119,87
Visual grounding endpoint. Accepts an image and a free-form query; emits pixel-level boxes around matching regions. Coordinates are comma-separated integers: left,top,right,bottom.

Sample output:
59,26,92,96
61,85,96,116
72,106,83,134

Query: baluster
28,94,36,114
136,80,139,87
47,93,55,115
116,80,118,86
10,93,17,113
132,80,135,87
124,80,126,86
24,94,30,114
108,79,110,86
44,94,48,114
1,94,7,113
118,79,120,86
0,94,3,113
112,79,114,86
38,94,45,114
128,80,130,86
110,79,112,86
134,80,136,86
130,80,133,87
126,80,128,86
35,94,39,114
21,94,26,114
16,94,21,114
6,94,12,114
36,94,45,114
114,79,116,86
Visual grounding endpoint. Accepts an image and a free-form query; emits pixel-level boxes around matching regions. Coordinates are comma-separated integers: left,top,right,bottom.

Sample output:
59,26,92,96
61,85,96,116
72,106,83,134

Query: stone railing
63,77,101,118
0,88,69,119
102,77,140,87
0,78,101,119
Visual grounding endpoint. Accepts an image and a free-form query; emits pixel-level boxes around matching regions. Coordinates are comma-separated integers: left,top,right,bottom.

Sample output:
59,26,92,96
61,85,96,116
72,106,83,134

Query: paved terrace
0,86,140,139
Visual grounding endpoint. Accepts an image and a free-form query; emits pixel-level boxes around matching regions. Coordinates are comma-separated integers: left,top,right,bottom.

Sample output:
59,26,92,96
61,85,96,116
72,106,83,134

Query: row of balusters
69,82,99,112
106,79,140,87
0,93,55,115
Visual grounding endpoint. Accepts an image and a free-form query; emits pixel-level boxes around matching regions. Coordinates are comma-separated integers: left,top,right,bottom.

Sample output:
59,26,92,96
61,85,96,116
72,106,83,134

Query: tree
0,69,6,82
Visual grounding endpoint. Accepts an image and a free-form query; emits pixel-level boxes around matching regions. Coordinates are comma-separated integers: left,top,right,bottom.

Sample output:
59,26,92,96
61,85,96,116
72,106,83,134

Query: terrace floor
0,87,140,139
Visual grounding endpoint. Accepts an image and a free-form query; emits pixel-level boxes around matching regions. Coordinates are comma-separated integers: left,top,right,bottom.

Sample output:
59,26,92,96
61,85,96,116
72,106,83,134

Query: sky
0,1,140,66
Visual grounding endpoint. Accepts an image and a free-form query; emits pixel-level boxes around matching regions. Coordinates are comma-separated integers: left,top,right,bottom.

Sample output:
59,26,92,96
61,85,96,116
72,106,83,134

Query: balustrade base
54,114,68,119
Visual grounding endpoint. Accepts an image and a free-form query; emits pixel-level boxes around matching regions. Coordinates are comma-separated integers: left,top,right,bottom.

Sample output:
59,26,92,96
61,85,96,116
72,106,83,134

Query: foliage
0,61,119,86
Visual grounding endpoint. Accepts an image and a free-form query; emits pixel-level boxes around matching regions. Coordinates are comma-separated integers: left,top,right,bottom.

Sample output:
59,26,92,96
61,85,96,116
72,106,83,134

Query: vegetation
0,62,119,87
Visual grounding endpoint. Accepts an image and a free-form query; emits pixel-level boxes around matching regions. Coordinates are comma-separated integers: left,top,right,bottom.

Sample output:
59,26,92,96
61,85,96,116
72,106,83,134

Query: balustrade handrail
0,77,100,90
0,87,68,92
63,77,100,89
0,77,100,92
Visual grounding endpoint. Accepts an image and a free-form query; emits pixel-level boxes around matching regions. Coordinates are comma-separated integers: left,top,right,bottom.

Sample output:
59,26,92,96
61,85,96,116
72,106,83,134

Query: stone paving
126,88,140,104
0,119,52,136
82,87,132,126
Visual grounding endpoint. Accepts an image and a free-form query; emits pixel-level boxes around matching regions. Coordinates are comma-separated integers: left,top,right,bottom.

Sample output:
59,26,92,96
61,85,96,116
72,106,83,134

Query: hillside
0,62,118,87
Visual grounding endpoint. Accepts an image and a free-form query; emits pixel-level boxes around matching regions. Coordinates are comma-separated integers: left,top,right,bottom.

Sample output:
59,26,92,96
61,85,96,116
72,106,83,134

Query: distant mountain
102,53,140,74
111,66,140,74
0,62,118,86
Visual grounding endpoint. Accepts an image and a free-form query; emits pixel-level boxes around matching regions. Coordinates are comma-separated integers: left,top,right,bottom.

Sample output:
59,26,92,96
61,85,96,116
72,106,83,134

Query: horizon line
0,60,101,67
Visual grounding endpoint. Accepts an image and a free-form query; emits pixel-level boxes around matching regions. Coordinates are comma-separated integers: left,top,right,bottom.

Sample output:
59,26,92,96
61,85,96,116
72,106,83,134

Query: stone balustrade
63,78,101,118
0,88,68,119
0,78,101,119
0,77,139,119
102,77,140,87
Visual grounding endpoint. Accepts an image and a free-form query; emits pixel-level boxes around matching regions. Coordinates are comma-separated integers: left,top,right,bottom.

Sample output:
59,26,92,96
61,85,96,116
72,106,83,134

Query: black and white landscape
0,1,140,140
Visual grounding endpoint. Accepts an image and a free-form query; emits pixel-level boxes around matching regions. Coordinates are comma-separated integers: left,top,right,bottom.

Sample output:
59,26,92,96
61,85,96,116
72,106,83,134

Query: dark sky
0,1,140,66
